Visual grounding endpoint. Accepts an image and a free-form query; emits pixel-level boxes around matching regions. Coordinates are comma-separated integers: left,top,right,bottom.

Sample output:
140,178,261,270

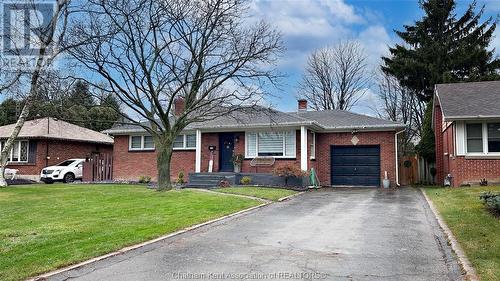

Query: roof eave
444,115,500,122
0,136,113,145
320,124,406,132
104,121,323,135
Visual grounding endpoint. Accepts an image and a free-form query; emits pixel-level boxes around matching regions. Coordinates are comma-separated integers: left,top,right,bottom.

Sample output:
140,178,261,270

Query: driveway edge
420,188,479,281
28,201,272,281
192,188,271,202
278,191,305,202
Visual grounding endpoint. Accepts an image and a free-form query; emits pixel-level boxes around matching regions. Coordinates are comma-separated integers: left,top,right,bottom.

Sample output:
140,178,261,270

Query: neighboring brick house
0,118,113,181
105,100,405,187
433,81,500,187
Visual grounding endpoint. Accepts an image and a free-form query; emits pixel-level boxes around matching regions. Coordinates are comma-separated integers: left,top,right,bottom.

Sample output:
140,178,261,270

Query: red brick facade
113,130,398,187
434,99,500,186
112,135,195,182
6,139,112,178
315,131,397,186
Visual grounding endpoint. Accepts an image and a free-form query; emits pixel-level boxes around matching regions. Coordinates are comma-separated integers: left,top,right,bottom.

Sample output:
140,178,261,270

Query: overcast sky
253,0,500,115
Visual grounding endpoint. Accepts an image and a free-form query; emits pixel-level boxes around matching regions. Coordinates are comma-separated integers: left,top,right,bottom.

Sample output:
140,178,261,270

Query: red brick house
0,118,113,181
433,81,500,187
104,100,405,187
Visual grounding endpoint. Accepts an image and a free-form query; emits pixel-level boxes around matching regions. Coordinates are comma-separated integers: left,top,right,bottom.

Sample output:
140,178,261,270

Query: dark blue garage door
331,145,380,186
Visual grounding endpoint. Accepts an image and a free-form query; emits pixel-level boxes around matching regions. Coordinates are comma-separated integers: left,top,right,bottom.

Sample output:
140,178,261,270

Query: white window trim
244,130,296,159
172,134,197,150
0,140,29,163
310,132,316,160
129,135,155,151
465,122,500,156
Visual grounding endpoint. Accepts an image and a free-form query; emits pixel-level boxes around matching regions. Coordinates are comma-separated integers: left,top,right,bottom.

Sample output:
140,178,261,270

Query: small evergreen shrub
176,171,185,184
240,176,252,185
138,175,152,184
479,192,500,216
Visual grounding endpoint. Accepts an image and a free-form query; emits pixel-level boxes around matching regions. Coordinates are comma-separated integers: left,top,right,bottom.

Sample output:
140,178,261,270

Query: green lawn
215,186,298,201
423,186,500,281
0,184,261,281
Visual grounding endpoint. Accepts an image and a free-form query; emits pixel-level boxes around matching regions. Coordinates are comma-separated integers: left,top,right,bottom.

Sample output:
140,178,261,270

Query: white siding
455,121,465,156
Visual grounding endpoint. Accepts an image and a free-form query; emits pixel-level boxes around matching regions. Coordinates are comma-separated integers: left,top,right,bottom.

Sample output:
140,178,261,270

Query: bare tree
298,41,370,111
66,0,283,190
376,72,426,155
0,0,71,187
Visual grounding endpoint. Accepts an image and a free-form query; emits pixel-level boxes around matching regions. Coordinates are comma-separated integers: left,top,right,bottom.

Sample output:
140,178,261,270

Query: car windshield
57,160,75,166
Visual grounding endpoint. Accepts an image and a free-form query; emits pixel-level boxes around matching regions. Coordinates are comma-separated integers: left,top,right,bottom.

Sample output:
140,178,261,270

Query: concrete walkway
50,188,463,281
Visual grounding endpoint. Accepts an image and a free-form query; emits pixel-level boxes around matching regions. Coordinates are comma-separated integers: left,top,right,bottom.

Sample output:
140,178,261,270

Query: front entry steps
186,173,236,188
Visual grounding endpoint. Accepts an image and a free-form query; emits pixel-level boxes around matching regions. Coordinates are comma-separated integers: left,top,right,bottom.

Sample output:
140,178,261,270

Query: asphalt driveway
50,188,463,281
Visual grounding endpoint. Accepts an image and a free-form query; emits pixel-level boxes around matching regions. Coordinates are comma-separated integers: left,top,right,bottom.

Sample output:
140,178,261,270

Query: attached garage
330,145,381,187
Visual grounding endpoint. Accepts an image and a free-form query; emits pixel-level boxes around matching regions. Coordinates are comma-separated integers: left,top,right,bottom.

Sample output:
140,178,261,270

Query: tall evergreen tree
382,0,500,160
382,0,499,101
66,81,95,108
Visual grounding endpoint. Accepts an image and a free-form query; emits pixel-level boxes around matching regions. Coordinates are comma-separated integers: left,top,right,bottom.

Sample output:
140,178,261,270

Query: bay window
245,130,296,158
0,140,29,163
465,122,500,154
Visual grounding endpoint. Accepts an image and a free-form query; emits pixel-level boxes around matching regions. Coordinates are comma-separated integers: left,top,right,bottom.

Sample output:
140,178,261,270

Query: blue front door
219,133,234,172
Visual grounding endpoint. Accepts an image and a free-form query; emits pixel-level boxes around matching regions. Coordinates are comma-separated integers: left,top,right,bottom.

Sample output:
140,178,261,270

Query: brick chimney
298,99,307,111
174,97,185,116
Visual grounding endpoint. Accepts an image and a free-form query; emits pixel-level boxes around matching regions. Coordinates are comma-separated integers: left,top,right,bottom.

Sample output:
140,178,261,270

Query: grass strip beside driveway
0,184,261,281
423,186,500,281
215,186,298,201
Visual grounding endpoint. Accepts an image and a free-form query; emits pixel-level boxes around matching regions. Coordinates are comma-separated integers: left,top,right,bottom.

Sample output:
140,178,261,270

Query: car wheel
63,173,75,183
44,180,54,184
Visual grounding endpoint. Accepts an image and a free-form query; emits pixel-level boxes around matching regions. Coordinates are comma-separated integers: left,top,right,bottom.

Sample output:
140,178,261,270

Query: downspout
395,129,405,187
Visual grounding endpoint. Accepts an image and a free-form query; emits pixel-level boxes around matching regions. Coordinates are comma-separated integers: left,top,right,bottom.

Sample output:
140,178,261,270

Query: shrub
272,164,307,186
138,175,152,184
479,192,500,216
232,153,244,165
176,171,185,184
240,176,252,185
218,179,230,188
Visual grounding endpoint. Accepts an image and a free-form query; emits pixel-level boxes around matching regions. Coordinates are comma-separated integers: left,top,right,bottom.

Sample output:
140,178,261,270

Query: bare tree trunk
0,0,69,187
0,98,33,187
156,138,174,191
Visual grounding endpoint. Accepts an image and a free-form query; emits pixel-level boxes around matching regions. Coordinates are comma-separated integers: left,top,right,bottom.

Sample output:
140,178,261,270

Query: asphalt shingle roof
436,81,500,120
0,118,114,144
104,107,403,134
293,110,402,130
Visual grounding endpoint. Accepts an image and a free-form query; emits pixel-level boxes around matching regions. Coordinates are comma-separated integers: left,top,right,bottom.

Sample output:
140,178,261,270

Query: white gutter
395,129,406,187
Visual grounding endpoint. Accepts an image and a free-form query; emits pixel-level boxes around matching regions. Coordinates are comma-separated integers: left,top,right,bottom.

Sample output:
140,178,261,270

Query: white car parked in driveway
40,159,84,184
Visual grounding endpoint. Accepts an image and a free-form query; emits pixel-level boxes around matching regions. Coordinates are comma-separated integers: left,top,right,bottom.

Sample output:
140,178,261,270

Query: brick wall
7,139,112,177
112,135,195,182
441,123,500,186
451,157,500,186
112,130,398,186
315,131,397,187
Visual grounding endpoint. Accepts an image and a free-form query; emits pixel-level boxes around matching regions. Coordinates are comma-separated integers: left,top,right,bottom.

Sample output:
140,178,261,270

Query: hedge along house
433,81,500,187
0,117,113,181
104,100,405,187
